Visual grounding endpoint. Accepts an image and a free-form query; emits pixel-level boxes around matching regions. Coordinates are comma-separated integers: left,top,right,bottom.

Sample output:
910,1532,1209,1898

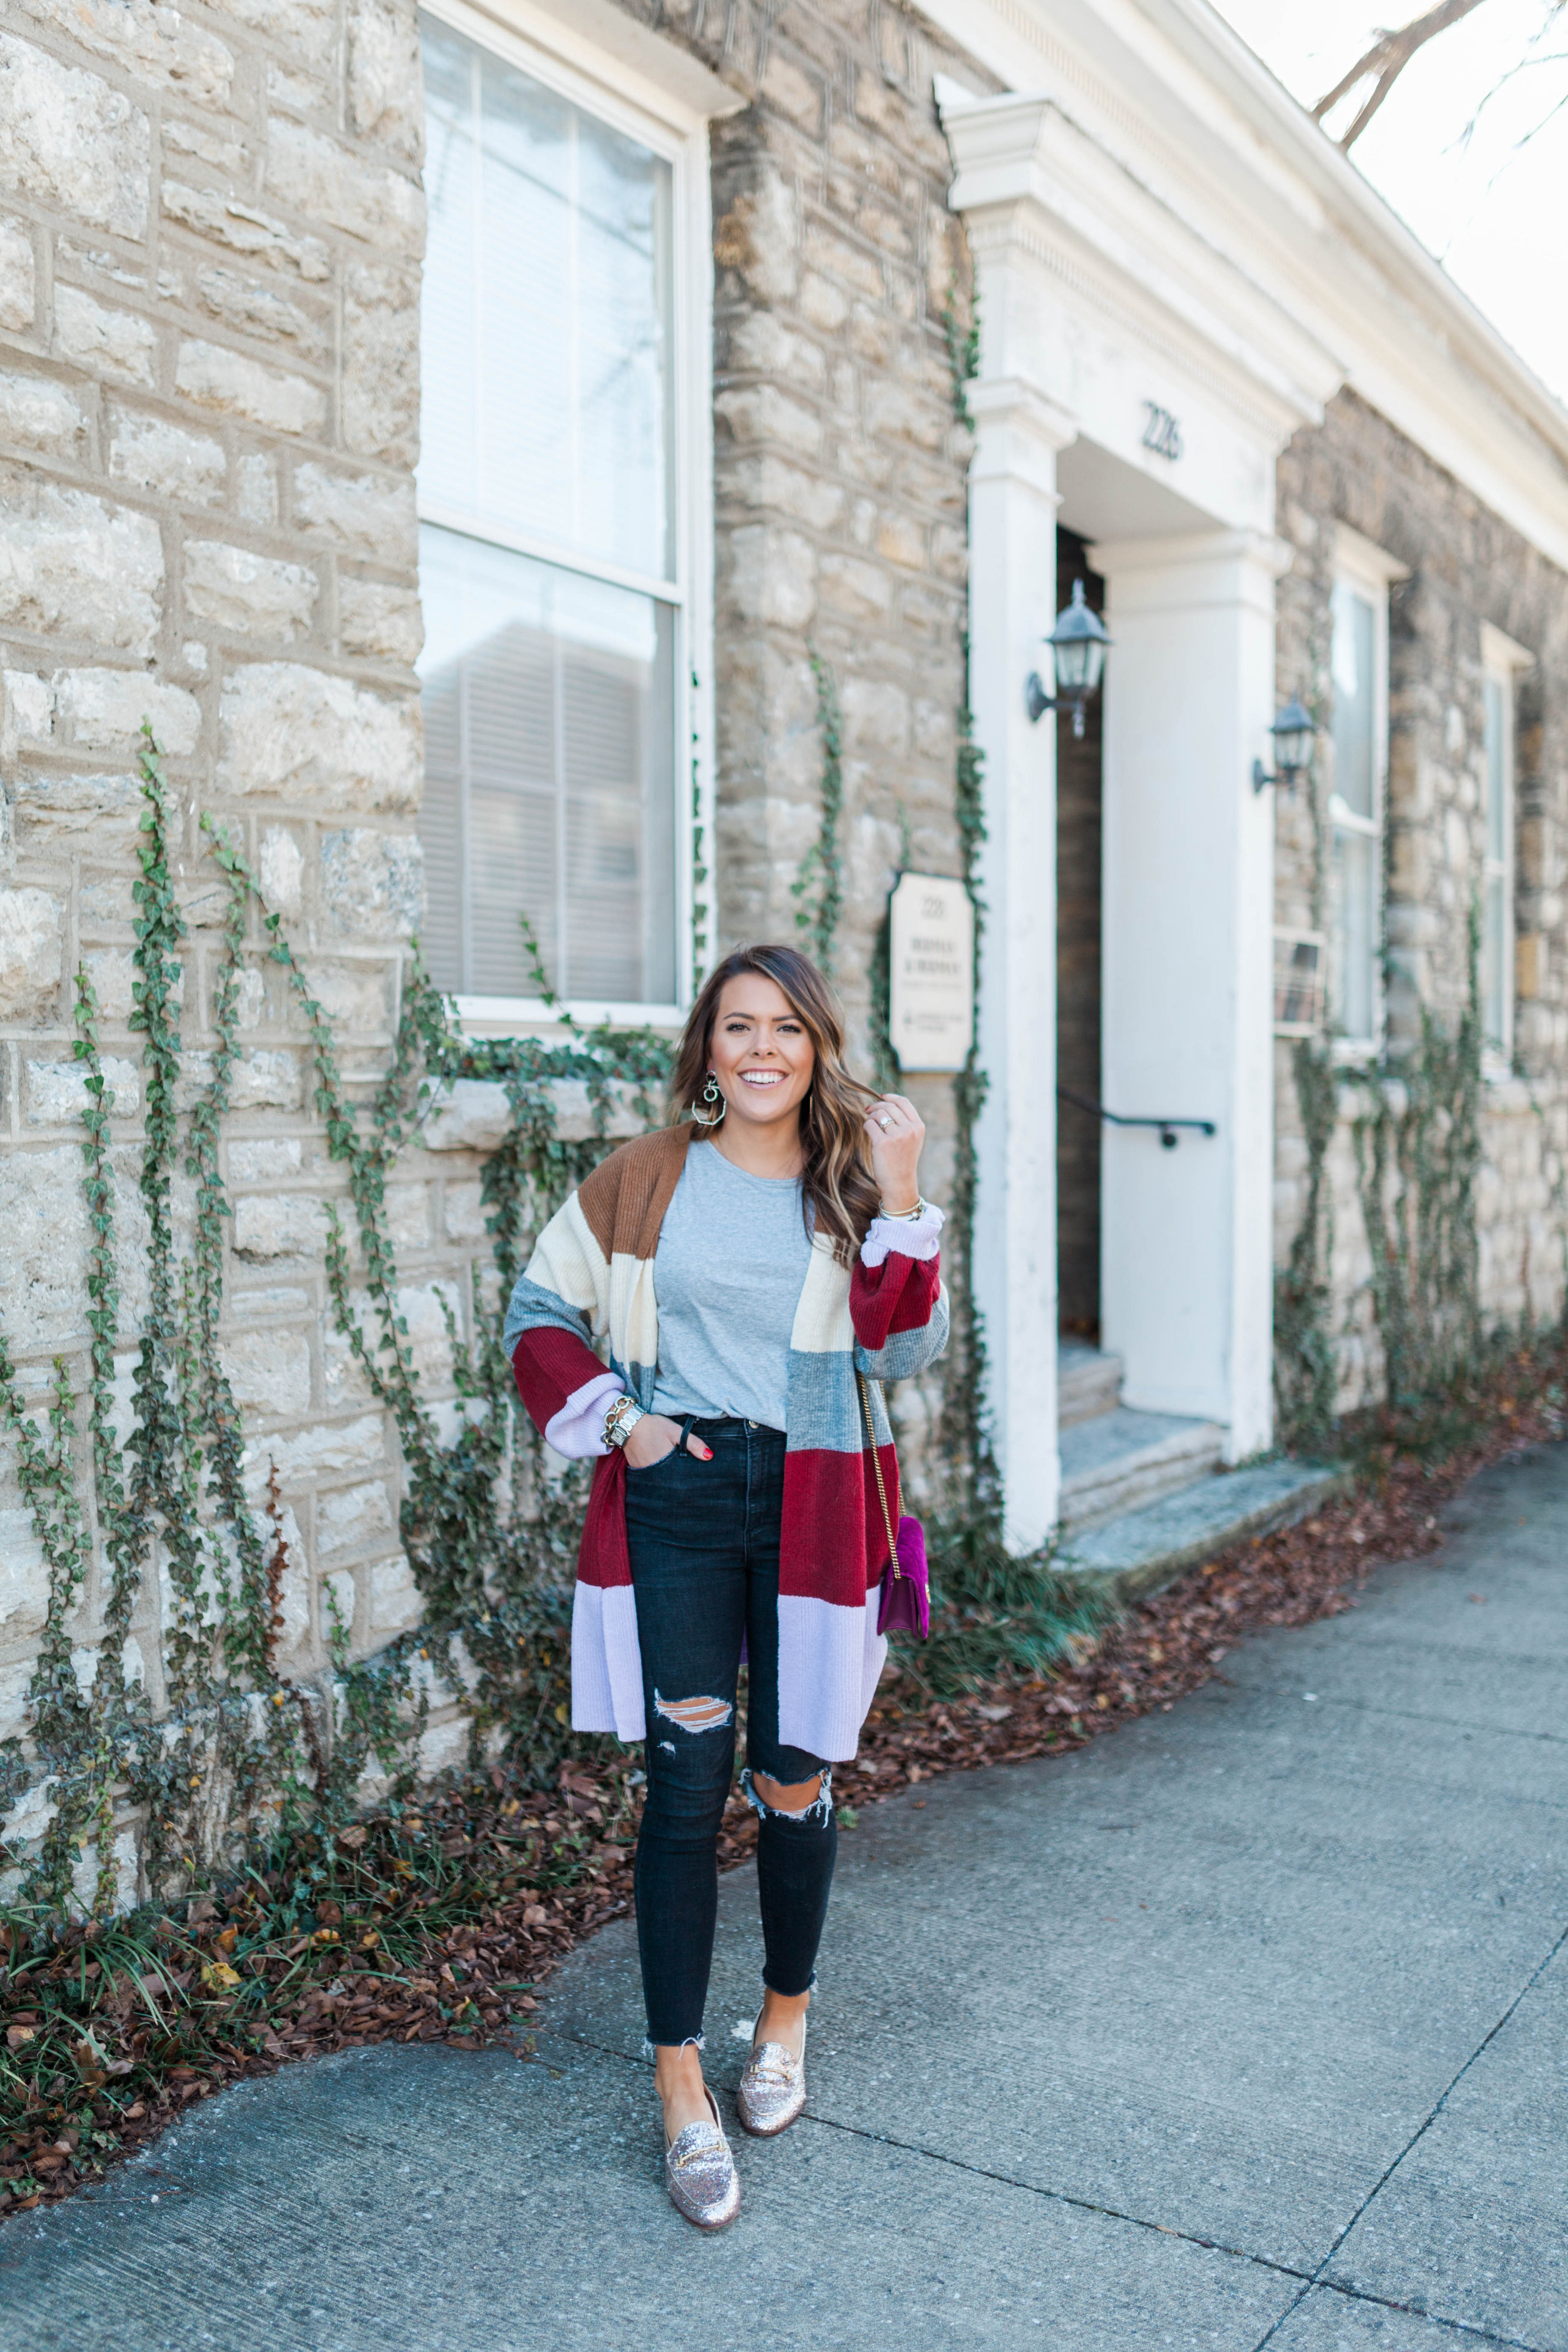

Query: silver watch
603,1394,646,1449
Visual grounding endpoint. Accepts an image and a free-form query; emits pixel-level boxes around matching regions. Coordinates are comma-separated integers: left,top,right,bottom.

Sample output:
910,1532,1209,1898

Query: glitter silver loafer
664,2086,741,2230
736,2010,807,2138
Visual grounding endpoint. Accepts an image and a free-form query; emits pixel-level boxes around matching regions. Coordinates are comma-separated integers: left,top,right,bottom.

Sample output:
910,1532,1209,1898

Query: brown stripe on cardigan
576,1122,693,1265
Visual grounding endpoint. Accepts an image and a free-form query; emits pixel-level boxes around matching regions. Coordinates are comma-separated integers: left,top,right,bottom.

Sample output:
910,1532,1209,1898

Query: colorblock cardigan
503,1124,949,1760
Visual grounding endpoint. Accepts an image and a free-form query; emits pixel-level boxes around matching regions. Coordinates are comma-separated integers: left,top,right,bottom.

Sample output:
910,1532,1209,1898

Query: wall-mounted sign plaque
889,873,975,1073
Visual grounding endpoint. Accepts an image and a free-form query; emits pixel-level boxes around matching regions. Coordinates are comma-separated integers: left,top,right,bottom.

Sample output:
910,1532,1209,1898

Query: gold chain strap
857,1371,902,1576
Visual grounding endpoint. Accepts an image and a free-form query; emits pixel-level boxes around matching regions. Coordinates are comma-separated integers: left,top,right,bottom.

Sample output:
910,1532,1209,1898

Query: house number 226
1142,402,1182,461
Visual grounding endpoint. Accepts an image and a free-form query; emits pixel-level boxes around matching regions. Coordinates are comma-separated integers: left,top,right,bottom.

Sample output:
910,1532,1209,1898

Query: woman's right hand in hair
622,1414,713,1469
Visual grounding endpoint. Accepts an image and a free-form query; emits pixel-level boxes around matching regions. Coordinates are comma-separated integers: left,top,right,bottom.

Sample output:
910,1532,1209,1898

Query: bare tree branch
1313,0,1493,147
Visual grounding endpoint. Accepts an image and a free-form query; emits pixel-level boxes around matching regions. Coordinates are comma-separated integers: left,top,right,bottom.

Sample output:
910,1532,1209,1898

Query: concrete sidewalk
4,1444,1565,2352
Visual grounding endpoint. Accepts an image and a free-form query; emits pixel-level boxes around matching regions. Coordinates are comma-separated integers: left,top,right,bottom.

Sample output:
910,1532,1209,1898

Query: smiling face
706,973,816,1134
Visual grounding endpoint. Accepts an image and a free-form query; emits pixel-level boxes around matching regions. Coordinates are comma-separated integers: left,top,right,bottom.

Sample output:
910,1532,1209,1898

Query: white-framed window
1327,527,1407,1055
415,0,718,1027
1479,621,1534,1065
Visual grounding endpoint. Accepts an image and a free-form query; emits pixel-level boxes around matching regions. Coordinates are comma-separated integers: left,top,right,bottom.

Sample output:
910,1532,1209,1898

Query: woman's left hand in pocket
863,1093,925,1212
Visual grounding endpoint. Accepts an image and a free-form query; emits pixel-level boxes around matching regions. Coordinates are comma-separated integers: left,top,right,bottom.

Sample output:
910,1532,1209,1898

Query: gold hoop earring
690,1071,727,1128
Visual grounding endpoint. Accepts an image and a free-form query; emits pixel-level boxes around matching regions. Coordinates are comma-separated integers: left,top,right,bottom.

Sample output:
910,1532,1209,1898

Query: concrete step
1058,1455,1352,1603
1058,1338,1124,1429
1058,1405,1225,1534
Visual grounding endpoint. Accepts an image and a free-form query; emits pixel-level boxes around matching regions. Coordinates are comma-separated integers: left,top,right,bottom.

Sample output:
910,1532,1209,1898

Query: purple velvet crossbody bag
858,1372,931,1641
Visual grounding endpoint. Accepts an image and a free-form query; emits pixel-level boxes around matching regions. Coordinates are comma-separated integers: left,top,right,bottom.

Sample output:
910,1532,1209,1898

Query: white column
1091,529,1285,1461
967,379,1074,1546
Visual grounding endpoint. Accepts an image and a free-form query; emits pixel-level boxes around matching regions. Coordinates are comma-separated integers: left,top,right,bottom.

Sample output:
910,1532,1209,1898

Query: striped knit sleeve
851,1204,949,1382
504,1192,622,1459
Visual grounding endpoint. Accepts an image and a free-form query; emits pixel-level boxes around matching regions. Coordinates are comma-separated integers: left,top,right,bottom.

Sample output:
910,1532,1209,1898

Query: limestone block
419,1077,511,1154
347,0,423,158
292,462,416,563
2,667,51,754
726,451,845,534
182,538,318,639
108,404,226,503
295,958,391,1036
713,167,798,304
0,1141,146,1348
798,270,848,333
242,1409,383,1495
0,470,162,654
0,1657,32,1744
319,826,422,937
0,887,62,1017
418,1073,644,1152
259,824,304,917
76,876,134,928
11,769,142,851
217,663,421,813
236,452,277,523
338,577,422,664
175,340,326,438
366,1549,420,1632
21,0,232,99
209,0,336,74
25,1053,138,1124
219,1329,312,1418
317,1479,393,1559
725,524,817,629
442,1180,485,1243
228,1137,302,1182
0,1508,49,1637
0,34,150,239
417,1715,468,1774
228,1049,302,1110
0,368,87,456
342,263,420,463
233,1191,331,1260
818,550,892,622
842,675,911,756
715,385,824,456
265,119,424,257
54,668,200,754
81,946,138,1021
54,284,156,386
193,264,326,361
1,1775,56,1850
162,183,330,282
0,215,35,330
320,1566,358,1646
163,116,249,176
385,1182,428,1251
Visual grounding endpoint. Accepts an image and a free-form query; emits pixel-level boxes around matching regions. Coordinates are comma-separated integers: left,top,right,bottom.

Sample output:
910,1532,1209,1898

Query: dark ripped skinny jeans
624,1416,837,2049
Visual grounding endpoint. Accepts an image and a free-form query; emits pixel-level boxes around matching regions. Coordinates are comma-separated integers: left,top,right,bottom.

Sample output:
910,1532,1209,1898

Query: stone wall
0,0,485,1821
1273,389,1568,1407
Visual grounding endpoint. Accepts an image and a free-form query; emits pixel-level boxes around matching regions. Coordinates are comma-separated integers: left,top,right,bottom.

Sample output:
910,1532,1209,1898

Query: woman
504,943,947,2229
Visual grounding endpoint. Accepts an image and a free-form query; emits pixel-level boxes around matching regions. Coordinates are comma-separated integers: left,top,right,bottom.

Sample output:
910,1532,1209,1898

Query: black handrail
1057,1085,1217,1151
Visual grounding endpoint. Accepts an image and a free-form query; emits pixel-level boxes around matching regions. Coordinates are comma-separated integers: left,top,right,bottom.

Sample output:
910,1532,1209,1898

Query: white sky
1208,0,1568,404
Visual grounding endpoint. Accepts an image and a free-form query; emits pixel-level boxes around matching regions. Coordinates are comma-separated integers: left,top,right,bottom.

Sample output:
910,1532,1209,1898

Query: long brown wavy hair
667,944,881,1260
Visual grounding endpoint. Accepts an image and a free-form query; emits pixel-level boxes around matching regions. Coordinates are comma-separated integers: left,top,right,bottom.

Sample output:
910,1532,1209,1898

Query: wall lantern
1025,579,1112,737
1252,697,1318,794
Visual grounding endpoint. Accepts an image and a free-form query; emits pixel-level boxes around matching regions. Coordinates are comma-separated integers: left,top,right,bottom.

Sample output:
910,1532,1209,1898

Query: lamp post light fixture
1025,579,1112,737
1252,697,1318,794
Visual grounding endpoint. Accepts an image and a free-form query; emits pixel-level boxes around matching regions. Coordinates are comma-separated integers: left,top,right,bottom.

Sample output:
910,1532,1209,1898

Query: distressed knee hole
741,1765,834,1826
653,1690,733,1734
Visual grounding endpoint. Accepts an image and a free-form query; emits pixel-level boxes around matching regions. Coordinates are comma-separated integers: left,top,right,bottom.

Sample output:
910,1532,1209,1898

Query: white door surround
942,81,1335,1545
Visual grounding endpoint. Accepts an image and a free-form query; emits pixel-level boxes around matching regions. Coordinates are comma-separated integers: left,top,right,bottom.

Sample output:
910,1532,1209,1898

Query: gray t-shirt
650,1139,814,1432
